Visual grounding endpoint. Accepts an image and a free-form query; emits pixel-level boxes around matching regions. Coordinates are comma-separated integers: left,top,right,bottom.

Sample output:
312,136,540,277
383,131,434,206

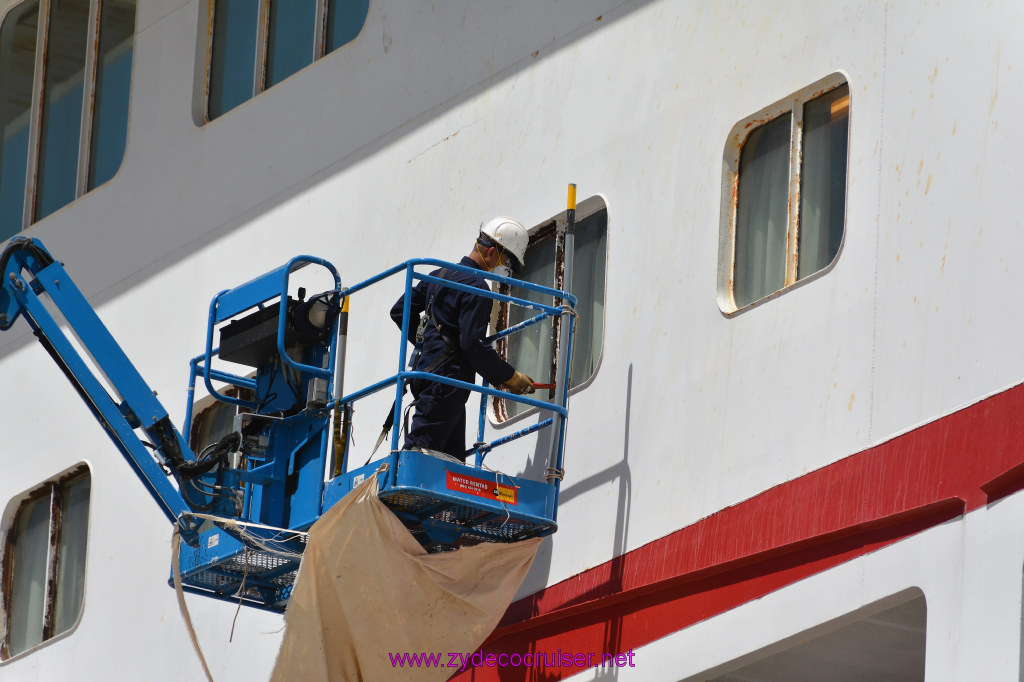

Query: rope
172,526,215,682
544,466,565,482
479,462,519,528
181,513,308,559
229,547,252,643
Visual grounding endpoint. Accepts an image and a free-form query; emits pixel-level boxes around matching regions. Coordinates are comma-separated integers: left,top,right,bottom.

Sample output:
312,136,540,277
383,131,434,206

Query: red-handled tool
531,383,556,390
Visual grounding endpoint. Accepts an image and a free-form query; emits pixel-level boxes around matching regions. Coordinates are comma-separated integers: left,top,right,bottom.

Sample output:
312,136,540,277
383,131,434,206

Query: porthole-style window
718,74,850,312
205,0,369,120
1,465,91,660
0,0,136,238
493,197,608,422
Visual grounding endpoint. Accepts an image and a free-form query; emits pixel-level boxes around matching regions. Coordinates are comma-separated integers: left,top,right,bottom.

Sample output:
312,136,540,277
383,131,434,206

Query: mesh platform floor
179,482,554,605
179,529,306,606
380,488,555,550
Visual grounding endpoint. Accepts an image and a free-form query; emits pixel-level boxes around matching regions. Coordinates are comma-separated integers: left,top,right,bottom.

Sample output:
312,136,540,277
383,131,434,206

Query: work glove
504,370,536,395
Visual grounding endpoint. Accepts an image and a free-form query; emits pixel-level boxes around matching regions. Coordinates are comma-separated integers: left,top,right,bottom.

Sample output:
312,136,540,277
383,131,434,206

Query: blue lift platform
175,255,576,609
0,186,579,612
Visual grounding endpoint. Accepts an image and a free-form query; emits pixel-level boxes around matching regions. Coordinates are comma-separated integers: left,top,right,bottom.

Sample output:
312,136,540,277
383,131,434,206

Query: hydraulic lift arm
0,222,574,611
0,237,194,526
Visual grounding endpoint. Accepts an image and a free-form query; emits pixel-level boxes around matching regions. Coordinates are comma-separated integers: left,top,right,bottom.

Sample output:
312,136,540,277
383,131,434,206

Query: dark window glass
505,234,556,420
798,84,850,278
53,474,90,632
734,113,791,308
326,0,367,52
208,0,258,119
209,0,368,120
266,0,316,87
727,80,849,311
6,493,49,657
569,210,607,384
3,469,90,659
0,1,38,238
88,0,135,188
35,0,90,221
503,208,608,420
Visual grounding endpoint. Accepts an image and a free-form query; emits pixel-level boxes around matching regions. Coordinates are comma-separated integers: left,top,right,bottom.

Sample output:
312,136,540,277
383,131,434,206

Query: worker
390,217,536,460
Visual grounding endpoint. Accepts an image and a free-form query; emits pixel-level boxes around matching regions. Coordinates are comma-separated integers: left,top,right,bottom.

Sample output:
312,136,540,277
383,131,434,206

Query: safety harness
371,270,465,459
413,269,466,390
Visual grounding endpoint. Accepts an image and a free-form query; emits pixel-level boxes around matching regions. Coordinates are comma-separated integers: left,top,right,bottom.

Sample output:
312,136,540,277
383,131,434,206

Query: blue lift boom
0,227,576,612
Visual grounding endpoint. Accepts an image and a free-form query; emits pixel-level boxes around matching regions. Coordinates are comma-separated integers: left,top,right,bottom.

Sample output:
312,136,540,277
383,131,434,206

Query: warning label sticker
446,471,518,505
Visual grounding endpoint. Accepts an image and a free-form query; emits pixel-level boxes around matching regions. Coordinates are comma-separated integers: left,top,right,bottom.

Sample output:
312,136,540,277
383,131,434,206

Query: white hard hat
479,217,528,272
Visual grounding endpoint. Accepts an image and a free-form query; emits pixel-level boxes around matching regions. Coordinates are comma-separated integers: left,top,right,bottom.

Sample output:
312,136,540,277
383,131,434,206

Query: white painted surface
0,0,1021,678
575,493,1024,682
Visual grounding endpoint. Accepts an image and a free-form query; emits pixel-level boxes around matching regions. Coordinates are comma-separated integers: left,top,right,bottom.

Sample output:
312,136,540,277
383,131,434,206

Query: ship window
493,198,607,423
0,0,136,239
705,589,925,680
1,465,91,661
718,74,849,312
187,384,254,453
205,0,369,121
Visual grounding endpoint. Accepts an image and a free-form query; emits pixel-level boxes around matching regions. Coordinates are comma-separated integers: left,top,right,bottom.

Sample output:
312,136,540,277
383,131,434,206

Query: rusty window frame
188,383,254,452
0,463,91,662
490,196,609,425
0,0,136,235
717,72,851,314
201,0,368,122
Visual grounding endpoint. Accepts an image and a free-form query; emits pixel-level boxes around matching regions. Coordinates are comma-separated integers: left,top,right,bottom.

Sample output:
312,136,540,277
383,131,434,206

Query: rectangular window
1,465,91,660
0,0,136,237
495,199,608,422
35,0,91,221
719,74,850,312
705,589,924,680
266,0,317,88
326,0,367,52
0,2,40,239
205,0,368,121
88,0,135,188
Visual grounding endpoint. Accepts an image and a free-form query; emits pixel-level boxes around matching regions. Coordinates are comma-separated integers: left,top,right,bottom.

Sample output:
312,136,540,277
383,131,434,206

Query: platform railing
330,258,576,490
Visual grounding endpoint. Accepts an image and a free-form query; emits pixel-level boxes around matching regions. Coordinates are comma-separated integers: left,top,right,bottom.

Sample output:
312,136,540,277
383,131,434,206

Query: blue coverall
390,256,515,460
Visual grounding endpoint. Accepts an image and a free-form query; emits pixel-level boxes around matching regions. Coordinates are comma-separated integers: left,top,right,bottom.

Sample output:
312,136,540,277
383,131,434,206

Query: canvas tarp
270,469,541,681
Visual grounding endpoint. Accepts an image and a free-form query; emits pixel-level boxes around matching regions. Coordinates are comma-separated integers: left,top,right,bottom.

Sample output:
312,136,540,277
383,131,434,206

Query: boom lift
0,213,577,611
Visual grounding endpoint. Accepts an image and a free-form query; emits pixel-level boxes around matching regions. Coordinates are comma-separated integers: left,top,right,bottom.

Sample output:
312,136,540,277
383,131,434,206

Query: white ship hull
1,0,1022,679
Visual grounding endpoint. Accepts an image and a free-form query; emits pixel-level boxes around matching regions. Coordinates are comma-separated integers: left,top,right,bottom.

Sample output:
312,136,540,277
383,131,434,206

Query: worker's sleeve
457,288,515,387
390,280,426,345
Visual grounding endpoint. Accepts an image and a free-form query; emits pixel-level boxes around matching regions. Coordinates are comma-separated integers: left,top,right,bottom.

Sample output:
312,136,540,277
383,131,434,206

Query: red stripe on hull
453,383,1024,680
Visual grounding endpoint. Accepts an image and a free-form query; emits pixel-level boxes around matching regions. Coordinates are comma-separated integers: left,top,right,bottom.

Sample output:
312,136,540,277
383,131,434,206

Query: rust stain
204,0,216,120
551,220,566,401
789,167,801,283
1,464,88,657
1,521,16,659
847,392,855,412
491,222,558,421
596,15,603,21
493,282,511,423
43,486,62,641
